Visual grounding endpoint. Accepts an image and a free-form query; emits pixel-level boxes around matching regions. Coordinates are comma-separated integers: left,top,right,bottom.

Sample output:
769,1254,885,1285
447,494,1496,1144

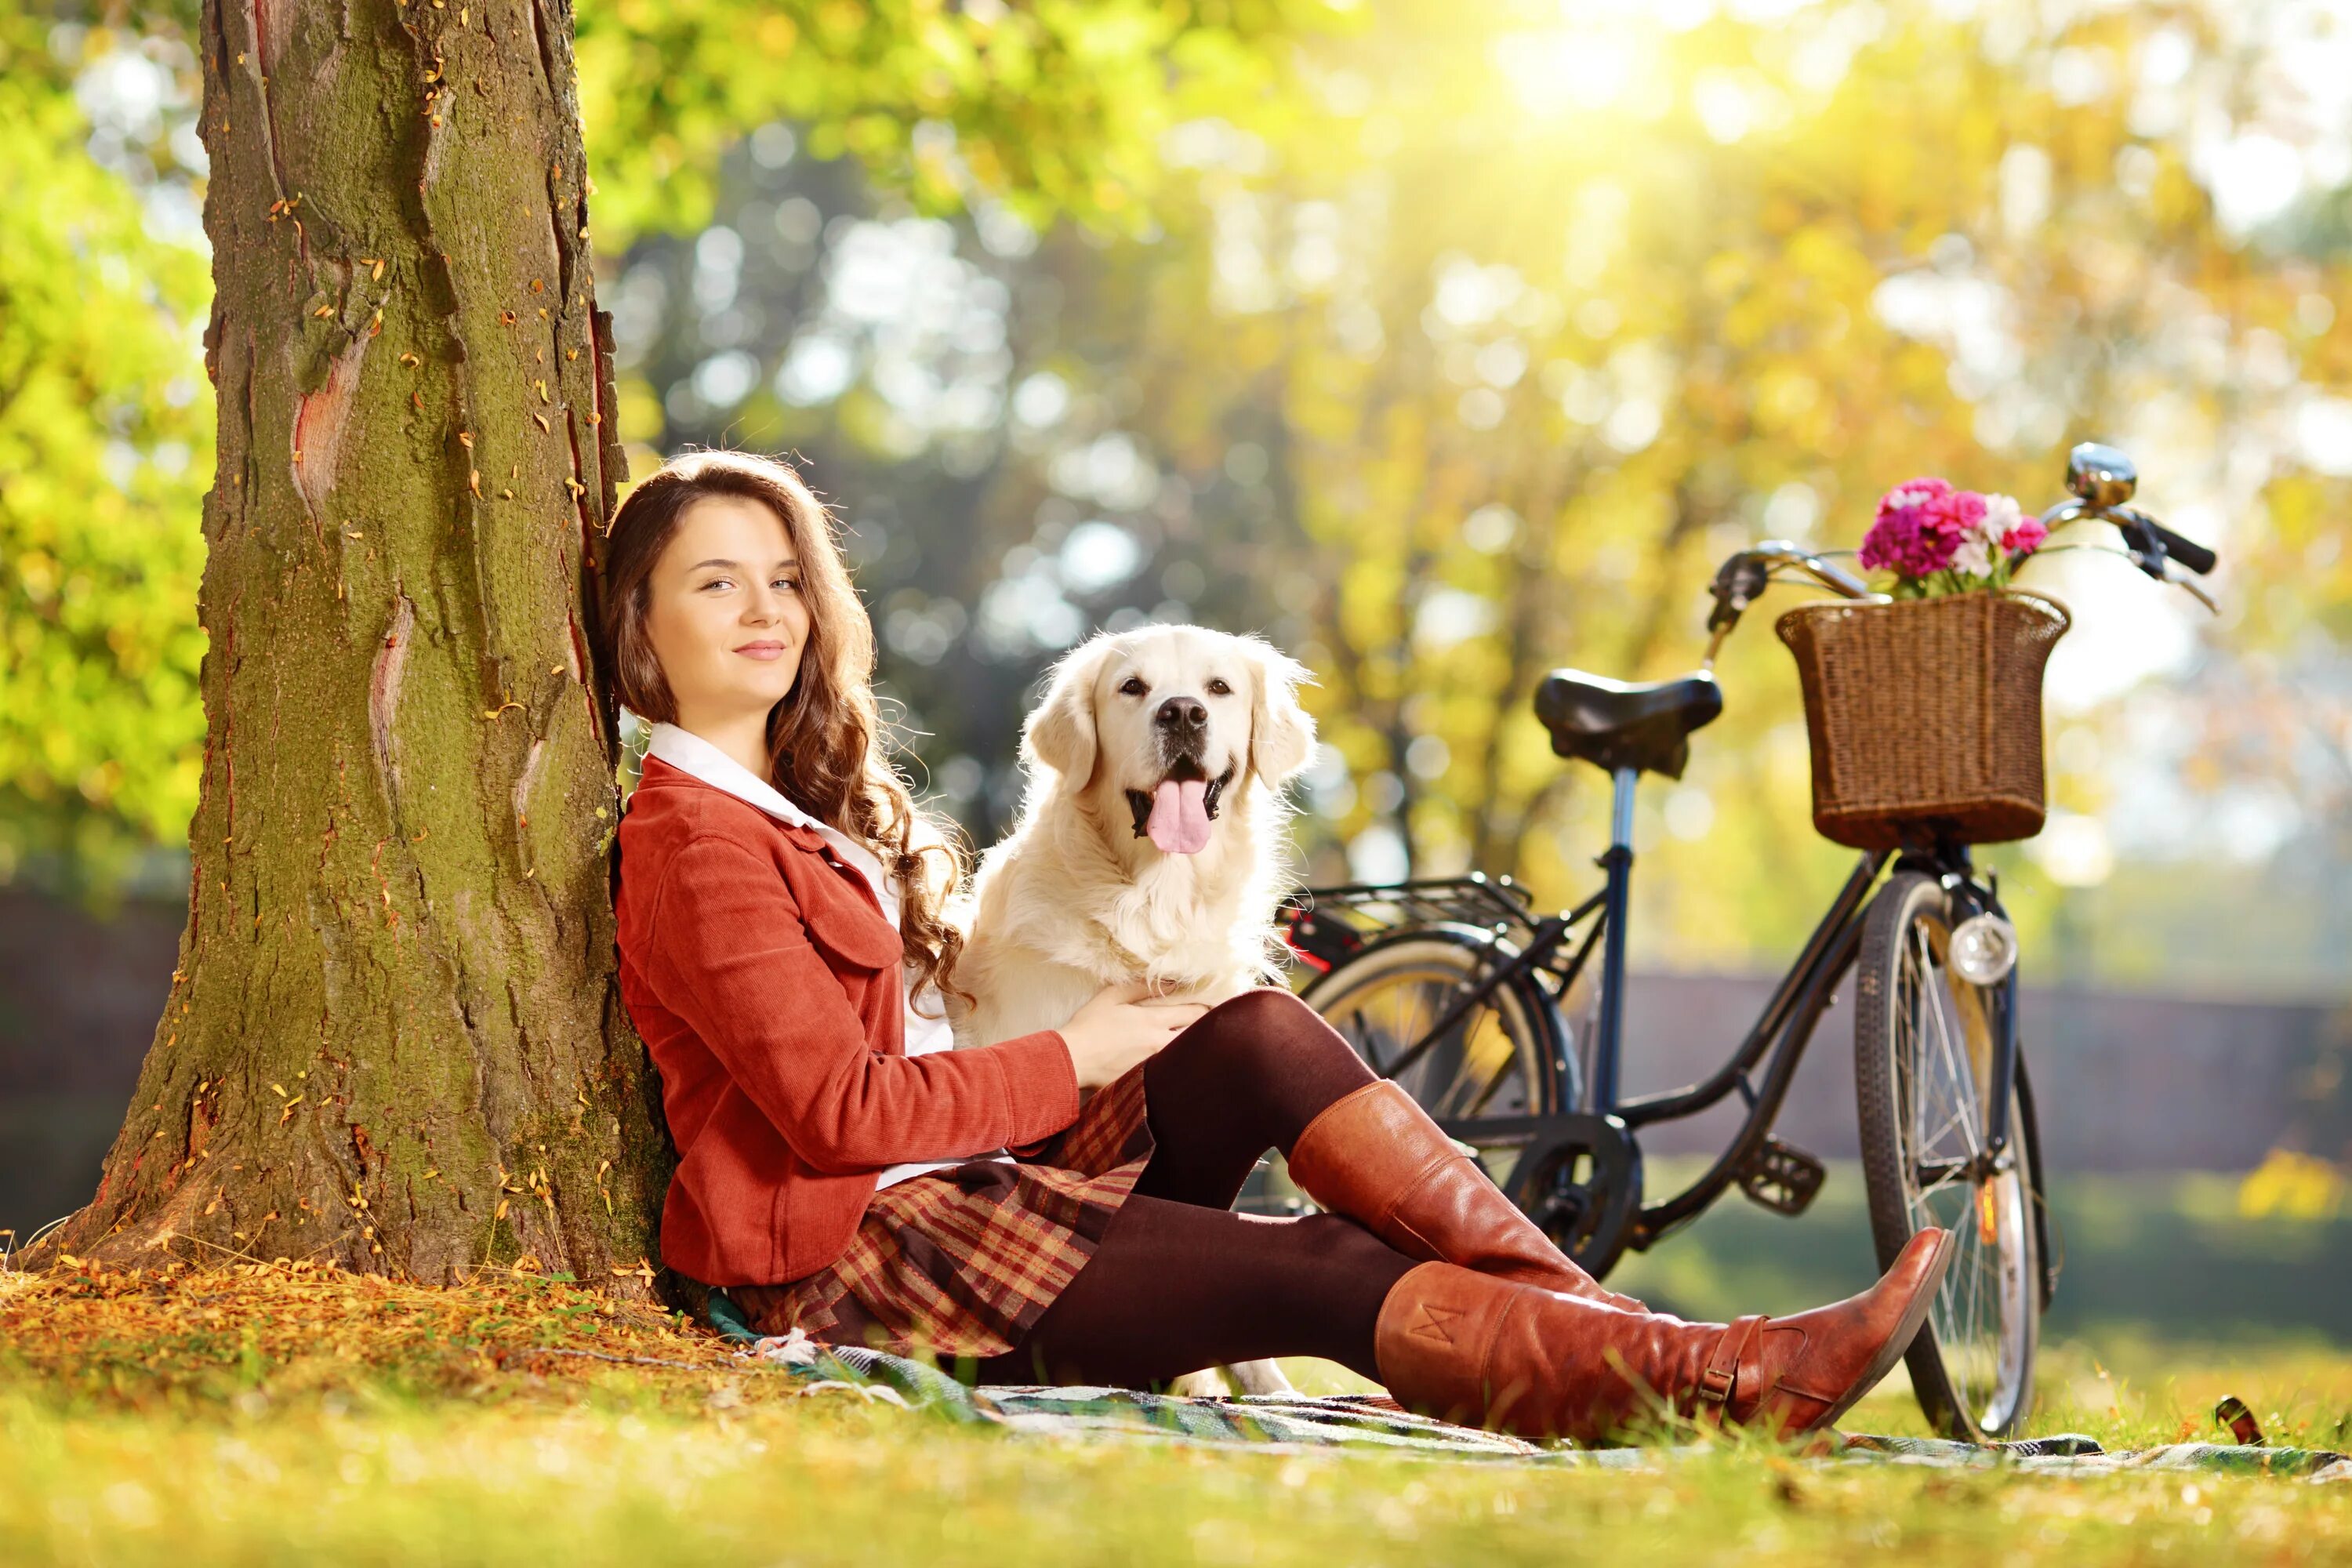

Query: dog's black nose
1156,695,1207,731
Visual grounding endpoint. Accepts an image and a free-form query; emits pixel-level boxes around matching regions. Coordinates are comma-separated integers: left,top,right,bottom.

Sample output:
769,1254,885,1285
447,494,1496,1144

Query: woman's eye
775,578,801,593
701,578,733,591
1207,678,1232,696
1119,676,1147,696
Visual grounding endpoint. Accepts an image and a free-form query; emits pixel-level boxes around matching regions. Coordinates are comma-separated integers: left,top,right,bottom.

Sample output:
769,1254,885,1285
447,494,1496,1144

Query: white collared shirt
637,720,1011,1190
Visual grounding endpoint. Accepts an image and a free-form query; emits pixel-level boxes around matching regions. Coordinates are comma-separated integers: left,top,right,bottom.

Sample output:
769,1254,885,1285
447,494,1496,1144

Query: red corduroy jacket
615,754,1080,1285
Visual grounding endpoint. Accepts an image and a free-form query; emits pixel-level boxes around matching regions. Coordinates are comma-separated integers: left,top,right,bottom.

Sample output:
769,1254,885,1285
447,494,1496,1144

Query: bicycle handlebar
1703,542,1878,662
1706,542,1876,629
1704,444,2220,657
2149,521,2218,576
1747,541,1875,599
2040,441,2220,581
2035,498,2219,579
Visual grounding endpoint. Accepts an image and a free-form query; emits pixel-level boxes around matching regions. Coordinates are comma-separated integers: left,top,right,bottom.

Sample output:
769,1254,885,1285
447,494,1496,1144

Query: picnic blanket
706,1292,2350,1481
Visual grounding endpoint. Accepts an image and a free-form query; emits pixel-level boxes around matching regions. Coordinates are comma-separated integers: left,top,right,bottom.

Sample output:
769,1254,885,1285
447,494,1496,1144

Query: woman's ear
1022,636,1112,785
1243,637,1316,786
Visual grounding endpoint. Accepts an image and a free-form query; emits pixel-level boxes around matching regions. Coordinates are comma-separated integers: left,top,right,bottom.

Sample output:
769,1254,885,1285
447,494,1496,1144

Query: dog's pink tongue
1147,779,1212,854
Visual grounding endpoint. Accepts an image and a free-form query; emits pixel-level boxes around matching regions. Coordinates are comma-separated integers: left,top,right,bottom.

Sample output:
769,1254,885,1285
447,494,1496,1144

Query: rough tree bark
51,0,666,1289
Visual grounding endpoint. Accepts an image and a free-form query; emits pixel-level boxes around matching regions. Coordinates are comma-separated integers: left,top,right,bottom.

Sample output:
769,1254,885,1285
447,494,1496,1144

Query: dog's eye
1207,678,1232,696
1119,676,1147,696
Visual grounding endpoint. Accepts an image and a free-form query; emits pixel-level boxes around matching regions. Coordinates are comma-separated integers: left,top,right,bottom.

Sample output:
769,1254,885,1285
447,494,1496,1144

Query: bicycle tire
1853,870,2040,1440
1239,926,1571,1216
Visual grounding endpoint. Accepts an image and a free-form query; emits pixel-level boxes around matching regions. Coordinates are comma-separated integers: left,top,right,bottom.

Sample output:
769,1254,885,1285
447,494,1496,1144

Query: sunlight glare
1490,20,1652,120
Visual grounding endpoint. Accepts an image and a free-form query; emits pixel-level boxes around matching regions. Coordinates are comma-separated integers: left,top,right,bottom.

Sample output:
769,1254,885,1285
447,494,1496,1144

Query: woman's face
641,493,812,733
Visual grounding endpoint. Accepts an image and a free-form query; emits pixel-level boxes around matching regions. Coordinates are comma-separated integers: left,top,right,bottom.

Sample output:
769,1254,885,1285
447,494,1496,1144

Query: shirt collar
643,720,826,834
641,721,900,927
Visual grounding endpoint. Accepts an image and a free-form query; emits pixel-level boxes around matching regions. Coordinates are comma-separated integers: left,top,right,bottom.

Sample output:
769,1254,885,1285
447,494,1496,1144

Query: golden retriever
948,625,1318,1396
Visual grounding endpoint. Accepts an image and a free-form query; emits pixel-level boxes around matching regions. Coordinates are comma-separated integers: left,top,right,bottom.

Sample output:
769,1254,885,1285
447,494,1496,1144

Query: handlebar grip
2148,521,2216,576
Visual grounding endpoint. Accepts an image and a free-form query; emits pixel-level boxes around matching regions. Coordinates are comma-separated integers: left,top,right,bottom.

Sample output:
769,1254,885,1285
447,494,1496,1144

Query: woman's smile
641,493,815,765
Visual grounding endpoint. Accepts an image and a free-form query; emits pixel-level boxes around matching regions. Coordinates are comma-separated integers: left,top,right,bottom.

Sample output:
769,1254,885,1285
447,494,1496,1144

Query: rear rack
1278,873,1581,979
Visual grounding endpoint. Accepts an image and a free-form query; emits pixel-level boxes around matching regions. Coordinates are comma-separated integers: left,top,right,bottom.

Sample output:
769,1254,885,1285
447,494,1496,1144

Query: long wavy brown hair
597,448,971,1008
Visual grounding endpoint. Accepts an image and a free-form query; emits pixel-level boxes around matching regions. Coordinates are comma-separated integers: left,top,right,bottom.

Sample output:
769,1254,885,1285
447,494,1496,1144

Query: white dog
948,625,1319,1396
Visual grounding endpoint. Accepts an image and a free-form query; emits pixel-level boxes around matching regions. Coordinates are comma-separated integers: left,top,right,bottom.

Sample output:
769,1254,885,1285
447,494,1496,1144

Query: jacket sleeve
641,833,1080,1174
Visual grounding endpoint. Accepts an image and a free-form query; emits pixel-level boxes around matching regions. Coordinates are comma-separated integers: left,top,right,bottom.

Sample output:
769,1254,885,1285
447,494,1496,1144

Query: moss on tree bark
55,0,668,1290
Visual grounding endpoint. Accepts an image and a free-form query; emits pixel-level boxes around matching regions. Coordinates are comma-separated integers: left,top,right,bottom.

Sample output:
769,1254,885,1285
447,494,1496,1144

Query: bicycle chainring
1504,1112,1642,1281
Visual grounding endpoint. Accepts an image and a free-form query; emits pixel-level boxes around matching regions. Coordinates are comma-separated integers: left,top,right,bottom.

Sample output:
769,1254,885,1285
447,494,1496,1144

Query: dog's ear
1022,636,1113,785
1242,637,1317,786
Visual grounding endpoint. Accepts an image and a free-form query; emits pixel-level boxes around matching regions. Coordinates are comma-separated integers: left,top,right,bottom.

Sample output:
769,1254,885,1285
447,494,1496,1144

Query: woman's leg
1132,988,1377,1210
1370,1229,1955,1443
1140,987,1649,1312
989,989,1954,1443
972,1192,1417,1387
976,1191,1955,1447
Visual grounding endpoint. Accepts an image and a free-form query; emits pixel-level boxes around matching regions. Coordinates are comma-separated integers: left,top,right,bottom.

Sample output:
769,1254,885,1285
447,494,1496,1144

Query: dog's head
1022,626,1316,855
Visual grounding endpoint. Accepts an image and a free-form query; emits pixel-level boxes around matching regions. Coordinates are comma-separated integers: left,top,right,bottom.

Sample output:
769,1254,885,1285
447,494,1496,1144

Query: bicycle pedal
1738,1138,1826,1217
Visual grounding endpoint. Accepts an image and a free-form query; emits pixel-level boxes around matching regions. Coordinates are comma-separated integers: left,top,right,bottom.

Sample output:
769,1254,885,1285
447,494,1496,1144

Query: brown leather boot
1373,1227,1953,1443
1287,1079,1650,1313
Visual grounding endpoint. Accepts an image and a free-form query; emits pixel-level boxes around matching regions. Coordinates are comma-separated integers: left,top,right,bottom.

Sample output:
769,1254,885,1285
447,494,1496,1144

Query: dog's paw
1224,1357,1296,1396
1167,1367,1233,1399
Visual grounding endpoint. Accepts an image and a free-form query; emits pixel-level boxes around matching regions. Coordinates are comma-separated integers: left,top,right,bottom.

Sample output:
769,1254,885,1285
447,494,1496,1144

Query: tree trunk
53,0,665,1290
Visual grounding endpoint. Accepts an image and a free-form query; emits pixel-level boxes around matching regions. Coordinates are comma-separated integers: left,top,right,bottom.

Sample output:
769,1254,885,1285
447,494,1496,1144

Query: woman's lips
735,642,789,661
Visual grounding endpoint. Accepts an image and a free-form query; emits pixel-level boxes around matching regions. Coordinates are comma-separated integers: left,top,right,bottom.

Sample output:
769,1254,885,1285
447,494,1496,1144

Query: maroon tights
971,989,1421,1388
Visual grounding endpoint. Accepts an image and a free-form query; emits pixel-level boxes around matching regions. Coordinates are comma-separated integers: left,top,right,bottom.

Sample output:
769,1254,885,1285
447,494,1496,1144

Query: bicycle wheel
1853,871,2040,1440
1240,926,1571,1216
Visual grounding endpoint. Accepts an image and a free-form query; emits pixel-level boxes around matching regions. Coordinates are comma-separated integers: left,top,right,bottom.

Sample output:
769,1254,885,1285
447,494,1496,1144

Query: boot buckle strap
1699,1315,1766,1406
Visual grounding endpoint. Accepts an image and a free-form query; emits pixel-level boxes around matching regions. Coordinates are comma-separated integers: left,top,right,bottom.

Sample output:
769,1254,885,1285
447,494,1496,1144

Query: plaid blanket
706,1291,2350,1480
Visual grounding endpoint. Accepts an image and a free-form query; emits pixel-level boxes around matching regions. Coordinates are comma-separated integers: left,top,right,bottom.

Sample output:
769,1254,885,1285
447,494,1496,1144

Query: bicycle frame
1282,449,2190,1324
1316,766,2027,1272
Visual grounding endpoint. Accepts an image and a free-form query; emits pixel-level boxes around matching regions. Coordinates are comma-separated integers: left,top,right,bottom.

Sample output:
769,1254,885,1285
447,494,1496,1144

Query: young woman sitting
598,448,1951,1442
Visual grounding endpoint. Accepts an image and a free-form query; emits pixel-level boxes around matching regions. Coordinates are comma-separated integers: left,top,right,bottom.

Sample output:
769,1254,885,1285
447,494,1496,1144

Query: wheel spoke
1309,942,1546,1171
1463,1032,1524,1117
1875,890,2032,1437
1914,925,1983,1156
1344,1008,1392,1080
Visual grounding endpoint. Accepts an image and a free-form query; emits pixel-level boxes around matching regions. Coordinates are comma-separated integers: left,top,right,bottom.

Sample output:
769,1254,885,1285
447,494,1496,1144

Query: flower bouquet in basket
1857,479,2050,597
1776,477,2071,851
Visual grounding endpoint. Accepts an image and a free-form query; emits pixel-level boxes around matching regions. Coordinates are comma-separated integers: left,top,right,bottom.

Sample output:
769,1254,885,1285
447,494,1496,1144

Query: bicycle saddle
1534,669,1723,780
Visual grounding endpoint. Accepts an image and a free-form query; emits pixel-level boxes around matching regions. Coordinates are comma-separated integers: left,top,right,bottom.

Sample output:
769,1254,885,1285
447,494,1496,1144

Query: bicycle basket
1775,589,2071,851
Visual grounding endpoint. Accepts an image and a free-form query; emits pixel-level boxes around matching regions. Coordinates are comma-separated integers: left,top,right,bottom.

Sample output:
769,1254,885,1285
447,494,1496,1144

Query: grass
2,1258,2350,1565
1604,1160,2352,1344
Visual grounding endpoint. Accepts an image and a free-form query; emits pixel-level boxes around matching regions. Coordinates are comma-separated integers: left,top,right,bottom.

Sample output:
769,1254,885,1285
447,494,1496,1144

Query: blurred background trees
3,0,1345,1272
599,0,2352,1004
8,0,2352,1003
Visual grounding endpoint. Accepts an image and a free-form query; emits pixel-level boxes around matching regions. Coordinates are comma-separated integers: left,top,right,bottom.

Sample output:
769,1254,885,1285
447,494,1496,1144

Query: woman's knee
1146,987,1375,1138
1189,987,1341,1062
1276,1214,1418,1327
1291,1210,1408,1273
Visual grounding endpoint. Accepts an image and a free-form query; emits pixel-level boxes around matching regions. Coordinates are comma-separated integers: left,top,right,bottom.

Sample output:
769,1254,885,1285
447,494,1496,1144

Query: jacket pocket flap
788,859,902,972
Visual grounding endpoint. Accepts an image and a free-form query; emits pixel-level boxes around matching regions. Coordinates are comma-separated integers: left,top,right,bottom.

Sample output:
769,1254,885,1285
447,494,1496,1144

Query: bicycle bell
1947,913,2020,987
2067,442,2137,507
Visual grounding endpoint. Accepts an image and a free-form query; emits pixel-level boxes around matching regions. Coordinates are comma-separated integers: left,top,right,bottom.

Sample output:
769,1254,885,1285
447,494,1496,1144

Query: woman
601,448,1951,1443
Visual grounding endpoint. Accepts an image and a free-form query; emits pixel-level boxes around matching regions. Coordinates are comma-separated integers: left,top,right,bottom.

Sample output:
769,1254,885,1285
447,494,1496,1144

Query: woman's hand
1054,978,1211,1089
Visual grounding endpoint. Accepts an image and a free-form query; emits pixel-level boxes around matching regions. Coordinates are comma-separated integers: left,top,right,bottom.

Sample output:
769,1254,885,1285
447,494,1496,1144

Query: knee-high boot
1370,1227,1951,1443
1286,1079,1650,1312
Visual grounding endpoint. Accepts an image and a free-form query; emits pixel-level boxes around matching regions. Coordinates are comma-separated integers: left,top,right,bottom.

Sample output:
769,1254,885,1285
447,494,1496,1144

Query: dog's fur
948,626,1317,1050
946,626,1318,1396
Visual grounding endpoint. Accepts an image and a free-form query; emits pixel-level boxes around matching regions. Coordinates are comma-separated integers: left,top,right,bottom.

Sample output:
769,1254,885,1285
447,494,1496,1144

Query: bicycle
1247,444,2218,1440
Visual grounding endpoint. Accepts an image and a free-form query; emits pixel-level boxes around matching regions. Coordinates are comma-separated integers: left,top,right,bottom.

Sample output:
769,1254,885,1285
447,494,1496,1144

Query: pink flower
1955,492,2020,578
1975,494,2047,567
1882,477,1954,511
1860,479,2049,589
1859,477,1969,578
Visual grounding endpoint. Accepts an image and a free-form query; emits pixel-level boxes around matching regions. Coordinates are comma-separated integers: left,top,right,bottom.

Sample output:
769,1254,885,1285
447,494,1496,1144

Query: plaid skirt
728,1062,1156,1361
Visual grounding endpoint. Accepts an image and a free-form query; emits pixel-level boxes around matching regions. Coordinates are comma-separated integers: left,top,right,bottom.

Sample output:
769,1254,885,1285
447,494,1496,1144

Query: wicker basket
1775,590,2071,851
